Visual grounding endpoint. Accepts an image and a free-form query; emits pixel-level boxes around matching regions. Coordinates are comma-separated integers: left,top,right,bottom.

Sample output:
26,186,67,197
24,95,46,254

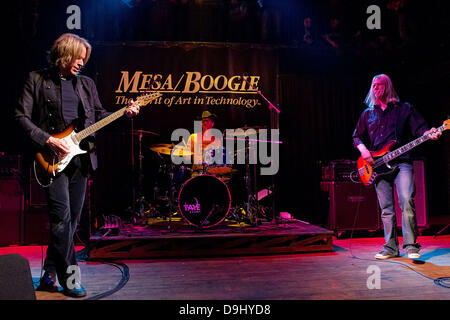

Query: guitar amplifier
23,177,94,245
0,153,22,177
321,160,358,181
321,181,379,231
0,177,24,245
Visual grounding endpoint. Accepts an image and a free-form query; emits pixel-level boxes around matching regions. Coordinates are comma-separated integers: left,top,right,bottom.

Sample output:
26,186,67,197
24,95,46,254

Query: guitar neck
75,107,127,142
382,124,445,163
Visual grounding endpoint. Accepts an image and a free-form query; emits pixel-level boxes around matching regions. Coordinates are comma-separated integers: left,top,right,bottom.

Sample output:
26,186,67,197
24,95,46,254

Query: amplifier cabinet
321,181,379,231
0,154,21,176
321,160,428,232
23,178,94,245
0,177,24,245
23,206,50,245
321,160,357,181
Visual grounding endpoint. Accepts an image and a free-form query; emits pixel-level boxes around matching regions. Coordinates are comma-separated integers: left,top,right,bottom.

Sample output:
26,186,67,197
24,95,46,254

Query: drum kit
128,126,272,230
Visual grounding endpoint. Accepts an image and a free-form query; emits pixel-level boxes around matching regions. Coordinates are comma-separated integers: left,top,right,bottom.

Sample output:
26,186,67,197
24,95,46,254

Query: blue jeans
44,156,87,286
375,163,420,255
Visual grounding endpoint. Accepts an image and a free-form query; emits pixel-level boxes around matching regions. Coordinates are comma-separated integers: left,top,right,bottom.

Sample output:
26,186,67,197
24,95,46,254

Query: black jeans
43,156,87,287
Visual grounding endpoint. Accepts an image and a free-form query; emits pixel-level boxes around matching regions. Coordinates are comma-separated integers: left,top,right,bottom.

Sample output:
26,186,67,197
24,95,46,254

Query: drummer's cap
201,111,217,121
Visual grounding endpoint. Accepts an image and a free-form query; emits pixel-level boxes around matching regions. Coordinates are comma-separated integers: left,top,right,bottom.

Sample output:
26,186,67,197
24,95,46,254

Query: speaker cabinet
0,254,36,300
23,178,94,245
23,206,50,245
321,181,379,231
29,177,47,207
393,160,428,228
0,177,24,245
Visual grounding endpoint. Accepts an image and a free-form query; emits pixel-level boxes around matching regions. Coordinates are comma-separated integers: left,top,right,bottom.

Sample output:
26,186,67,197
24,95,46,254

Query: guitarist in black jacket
15,33,140,297
352,74,441,260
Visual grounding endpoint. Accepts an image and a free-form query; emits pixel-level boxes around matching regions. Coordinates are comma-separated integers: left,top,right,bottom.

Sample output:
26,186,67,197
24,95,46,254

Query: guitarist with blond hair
15,33,140,297
352,74,441,260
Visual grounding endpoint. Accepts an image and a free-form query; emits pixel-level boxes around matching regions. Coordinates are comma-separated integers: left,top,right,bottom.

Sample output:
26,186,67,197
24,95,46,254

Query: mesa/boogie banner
115,71,262,109
91,42,278,140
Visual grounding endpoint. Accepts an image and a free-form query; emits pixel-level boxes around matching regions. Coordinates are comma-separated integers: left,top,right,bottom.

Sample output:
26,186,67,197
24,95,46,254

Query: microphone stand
241,74,281,225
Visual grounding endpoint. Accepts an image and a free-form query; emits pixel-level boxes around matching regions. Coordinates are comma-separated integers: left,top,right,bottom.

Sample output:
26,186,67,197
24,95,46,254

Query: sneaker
374,251,399,260
36,272,59,293
407,250,421,259
62,284,87,298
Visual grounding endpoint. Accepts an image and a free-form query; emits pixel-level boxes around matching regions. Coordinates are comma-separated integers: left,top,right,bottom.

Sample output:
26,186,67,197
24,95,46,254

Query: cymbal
171,147,193,156
150,144,174,155
150,144,193,156
132,129,159,136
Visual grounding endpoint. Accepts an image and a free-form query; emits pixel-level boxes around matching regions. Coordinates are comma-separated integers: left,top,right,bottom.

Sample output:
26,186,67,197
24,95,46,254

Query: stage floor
0,234,449,301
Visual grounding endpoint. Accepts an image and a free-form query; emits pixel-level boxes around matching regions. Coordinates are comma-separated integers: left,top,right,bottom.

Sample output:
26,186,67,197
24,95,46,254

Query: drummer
186,111,222,176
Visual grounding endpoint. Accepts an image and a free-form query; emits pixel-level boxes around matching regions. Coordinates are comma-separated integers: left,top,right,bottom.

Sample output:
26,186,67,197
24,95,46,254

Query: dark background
4,0,449,227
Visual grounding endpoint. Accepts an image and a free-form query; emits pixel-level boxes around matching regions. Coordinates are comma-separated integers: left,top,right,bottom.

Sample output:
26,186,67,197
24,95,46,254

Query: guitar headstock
443,119,450,131
136,92,162,107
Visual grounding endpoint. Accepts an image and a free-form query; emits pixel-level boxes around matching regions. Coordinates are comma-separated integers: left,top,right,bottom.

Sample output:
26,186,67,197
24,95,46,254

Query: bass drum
178,175,231,228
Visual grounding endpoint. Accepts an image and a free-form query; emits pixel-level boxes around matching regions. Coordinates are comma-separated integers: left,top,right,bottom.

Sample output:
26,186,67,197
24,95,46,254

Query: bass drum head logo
183,197,201,214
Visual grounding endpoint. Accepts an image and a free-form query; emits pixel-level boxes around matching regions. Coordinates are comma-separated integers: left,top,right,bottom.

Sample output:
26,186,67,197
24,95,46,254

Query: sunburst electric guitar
357,119,449,186
36,92,161,175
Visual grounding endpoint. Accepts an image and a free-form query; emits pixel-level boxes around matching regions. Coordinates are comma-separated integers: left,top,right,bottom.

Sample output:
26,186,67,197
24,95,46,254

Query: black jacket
15,68,111,171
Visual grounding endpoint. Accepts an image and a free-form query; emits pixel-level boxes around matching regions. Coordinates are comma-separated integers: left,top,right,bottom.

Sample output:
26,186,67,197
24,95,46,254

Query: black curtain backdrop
278,72,367,224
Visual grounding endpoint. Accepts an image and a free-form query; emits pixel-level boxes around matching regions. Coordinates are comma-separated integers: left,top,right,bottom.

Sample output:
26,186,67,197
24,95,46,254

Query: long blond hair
364,74,399,108
48,33,91,70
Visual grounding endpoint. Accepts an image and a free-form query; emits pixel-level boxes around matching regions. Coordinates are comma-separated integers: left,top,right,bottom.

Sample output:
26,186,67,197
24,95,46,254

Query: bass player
352,74,441,260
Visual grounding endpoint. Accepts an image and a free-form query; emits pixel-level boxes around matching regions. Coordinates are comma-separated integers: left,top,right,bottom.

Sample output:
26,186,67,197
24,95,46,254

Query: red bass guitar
357,119,449,186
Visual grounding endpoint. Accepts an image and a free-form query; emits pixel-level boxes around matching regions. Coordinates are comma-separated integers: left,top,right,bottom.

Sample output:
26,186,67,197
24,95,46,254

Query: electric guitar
35,92,161,175
357,119,449,186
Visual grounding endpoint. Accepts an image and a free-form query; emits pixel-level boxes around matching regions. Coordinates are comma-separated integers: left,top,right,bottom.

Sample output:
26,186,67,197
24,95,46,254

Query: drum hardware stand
131,124,150,223
166,163,178,231
243,141,261,226
199,205,218,228
228,206,247,231
156,160,181,231
241,74,281,224
128,76,159,223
